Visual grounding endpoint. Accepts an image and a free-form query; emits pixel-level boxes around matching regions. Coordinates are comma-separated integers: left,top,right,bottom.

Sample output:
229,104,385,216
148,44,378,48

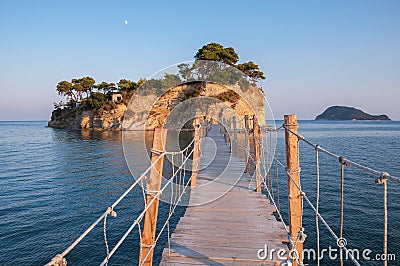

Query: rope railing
270,123,396,266
137,143,200,266
47,136,198,266
283,126,400,184
100,143,198,266
231,118,396,266
209,115,398,266
273,152,361,266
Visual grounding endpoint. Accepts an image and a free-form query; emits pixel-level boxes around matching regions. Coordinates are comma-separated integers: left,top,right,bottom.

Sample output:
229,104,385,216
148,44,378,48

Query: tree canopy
193,42,266,82
195,42,239,66
237,61,266,82
95,81,116,93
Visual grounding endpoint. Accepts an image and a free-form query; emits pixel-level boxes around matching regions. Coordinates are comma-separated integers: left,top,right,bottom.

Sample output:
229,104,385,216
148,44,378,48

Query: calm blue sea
0,121,399,265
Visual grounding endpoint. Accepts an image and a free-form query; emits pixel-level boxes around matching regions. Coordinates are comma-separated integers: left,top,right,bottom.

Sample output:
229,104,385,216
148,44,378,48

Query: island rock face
48,104,127,130
48,82,265,130
315,106,390,121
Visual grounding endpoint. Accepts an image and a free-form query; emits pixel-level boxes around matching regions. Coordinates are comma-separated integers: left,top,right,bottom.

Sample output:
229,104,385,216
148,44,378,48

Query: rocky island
48,43,267,130
315,106,391,121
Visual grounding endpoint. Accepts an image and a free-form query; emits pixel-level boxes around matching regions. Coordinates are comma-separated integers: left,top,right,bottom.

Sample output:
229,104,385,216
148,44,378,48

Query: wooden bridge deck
160,126,288,265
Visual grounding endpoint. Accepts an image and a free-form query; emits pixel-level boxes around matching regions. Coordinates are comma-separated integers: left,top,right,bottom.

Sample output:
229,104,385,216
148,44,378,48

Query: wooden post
245,115,251,173
140,127,167,266
253,115,262,193
232,116,238,154
226,121,231,147
191,117,201,188
244,115,249,132
284,114,303,265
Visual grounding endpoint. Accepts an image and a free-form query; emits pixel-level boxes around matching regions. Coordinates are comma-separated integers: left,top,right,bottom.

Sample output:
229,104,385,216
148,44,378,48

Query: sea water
0,121,399,265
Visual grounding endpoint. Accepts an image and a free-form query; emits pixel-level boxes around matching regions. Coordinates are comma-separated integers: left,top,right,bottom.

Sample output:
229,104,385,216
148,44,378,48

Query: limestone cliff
48,104,127,130
49,81,265,130
124,81,266,130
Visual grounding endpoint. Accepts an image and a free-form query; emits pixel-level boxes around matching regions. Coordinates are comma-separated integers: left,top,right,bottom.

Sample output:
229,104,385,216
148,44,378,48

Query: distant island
315,106,391,121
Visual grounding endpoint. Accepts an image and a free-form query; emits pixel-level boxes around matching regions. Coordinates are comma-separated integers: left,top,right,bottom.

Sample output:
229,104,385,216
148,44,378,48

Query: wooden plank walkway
160,126,288,265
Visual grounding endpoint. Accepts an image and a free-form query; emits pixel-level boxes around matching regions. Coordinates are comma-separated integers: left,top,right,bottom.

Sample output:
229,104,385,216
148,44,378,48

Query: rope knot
151,148,164,156
106,207,117,218
48,254,67,266
288,248,300,260
298,227,307,243
286,167,301,174
375,172,389,184
339,156,350,166
146,189,161,197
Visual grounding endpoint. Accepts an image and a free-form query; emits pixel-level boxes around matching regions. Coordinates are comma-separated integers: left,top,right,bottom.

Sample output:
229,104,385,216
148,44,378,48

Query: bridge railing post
140,127,167,266
253,115,262,192
232,116,238,154
284,114,303,265
245,115,251,173
191,117,201,188
227,120,231,152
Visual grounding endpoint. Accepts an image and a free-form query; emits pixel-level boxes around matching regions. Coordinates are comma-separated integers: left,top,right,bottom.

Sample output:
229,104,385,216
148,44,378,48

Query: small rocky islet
315,106,390,121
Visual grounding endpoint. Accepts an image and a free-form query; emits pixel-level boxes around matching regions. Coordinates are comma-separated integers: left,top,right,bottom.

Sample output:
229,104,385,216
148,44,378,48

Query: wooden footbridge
48,114,398,266
160,125,287,265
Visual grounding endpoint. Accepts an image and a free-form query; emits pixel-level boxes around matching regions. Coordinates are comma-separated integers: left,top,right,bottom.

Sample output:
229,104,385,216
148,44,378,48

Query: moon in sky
124,20,128,25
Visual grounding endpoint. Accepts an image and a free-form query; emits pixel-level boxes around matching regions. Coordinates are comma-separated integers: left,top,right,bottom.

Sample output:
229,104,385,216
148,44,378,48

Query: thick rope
339,157,348,266
275,141,281,214
315,147,321,266
103,207,117,266
103,213,110,266
383,180,388,266
376,174,389,266
138,221,143,262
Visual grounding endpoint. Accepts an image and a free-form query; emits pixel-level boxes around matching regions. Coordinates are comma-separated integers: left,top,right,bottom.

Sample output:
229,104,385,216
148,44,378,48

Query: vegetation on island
55,77,145,112
53,42,266,113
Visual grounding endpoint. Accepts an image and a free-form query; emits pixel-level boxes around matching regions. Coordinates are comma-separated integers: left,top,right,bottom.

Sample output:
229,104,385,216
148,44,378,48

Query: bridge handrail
47,137,196,266
283,125,400,183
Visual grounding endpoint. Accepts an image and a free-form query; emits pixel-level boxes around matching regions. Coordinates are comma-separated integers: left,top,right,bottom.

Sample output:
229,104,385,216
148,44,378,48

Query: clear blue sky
1,0,399,120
